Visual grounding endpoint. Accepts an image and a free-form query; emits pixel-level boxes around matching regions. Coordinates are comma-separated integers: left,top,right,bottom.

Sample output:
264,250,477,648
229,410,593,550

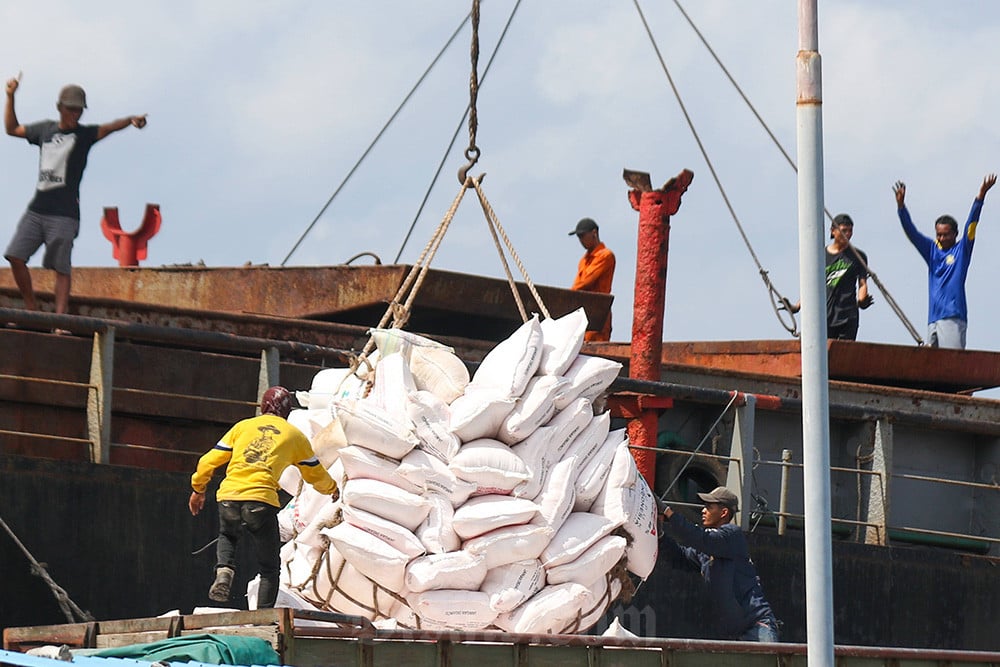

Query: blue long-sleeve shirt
898,198,983,324
661,512,775,639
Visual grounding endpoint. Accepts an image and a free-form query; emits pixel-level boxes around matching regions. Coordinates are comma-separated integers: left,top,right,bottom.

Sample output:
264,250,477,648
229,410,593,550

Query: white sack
416,493,462,554
493,582,591,634
574,430,628,511
406,390,461,461
577,576,623,633
470,314,543,398
334,397,419,459
368,352,417,417
452,494,539,540
496,375,566,445
308,553,399,620
342,478,430,531
590,442,659,579
449,387,516,443
398,449,476,506
449,438,530,495
540,512,620,568
531,456,577,532
338,445,422,495
303,367,367,411
554,355,622,410
538,308,588,376
405,550,488,593
342,504,426,559
545,535,627,587
323,521,410,593
409,590,498,631
286,408,335,442
370,328,471,406
480,559,546,613
411,347,470,404
463,523,554,570
294,499,341,550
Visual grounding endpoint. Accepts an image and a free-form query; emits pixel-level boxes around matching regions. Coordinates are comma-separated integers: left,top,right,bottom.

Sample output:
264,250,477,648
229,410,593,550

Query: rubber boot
209,566,235,602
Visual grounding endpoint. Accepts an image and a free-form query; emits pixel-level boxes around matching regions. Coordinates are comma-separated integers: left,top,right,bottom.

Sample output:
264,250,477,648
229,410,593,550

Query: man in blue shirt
894,174,996,349
660,486,780,642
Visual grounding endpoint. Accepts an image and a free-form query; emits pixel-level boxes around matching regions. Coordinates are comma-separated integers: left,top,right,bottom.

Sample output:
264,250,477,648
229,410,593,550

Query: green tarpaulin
85,633,281,666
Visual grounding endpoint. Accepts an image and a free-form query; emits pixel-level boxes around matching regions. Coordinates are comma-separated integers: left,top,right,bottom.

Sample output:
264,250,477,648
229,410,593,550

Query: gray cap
697,486,739,511
568,218,598,236
58,84,87,109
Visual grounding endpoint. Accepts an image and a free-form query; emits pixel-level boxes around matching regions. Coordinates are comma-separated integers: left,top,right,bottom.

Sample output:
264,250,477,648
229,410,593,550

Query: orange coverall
571,242,616,341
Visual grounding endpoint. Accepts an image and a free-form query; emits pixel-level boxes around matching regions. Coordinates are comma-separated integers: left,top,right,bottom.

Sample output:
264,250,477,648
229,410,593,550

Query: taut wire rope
670,0,922,344
654,391,740,505
393,0,523,263
633,0,799,338
280,10,472,266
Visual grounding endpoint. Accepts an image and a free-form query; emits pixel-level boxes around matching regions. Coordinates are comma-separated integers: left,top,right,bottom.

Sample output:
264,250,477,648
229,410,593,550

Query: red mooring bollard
101,204,162,267
625,169,693,489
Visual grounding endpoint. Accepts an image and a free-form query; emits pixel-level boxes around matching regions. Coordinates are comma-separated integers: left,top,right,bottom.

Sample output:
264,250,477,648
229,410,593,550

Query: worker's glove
858,294,874,310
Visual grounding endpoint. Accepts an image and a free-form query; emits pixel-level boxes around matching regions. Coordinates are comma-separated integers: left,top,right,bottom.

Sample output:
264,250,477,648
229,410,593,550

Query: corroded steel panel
588,339,1000,394
0,265,612,343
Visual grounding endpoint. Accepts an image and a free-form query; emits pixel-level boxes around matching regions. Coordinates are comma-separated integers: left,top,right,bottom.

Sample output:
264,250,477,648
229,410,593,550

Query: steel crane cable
280,10,472,267
670,0,923,345
633,0,799,338
394,0,524,263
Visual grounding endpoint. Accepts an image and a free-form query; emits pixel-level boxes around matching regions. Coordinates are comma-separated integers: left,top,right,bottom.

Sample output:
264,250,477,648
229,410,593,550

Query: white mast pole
796,1,835,665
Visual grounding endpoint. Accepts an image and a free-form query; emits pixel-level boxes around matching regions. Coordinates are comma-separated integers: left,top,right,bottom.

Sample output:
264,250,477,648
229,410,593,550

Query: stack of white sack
266,309,659,634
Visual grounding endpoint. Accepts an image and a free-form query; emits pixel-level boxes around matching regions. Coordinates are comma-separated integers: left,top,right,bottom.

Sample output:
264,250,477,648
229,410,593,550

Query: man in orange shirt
569,218,616,341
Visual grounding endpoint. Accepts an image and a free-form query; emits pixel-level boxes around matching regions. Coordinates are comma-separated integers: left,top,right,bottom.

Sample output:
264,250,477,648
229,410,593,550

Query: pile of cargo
266,309,658,633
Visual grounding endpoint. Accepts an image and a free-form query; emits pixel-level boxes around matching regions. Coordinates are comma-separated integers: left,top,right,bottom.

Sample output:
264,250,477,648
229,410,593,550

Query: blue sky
2,1,999,360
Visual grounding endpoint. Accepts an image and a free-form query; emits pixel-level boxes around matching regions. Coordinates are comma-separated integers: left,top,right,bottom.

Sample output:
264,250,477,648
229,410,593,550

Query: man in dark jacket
660,486,780,641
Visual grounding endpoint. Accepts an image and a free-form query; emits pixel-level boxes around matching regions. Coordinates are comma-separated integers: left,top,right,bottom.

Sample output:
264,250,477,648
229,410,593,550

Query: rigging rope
393,0,523,263
0,513,93,623
280,10,472,266
655,391,740,504
632,0,799,338
670,0,923,344
472,177,551,321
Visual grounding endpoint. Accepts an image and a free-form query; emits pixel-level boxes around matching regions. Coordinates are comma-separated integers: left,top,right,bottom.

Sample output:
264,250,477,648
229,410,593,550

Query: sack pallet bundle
269,308,659,634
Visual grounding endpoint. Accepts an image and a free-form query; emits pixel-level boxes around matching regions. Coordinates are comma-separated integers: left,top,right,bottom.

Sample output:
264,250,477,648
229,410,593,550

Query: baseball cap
832,213,854,227
568,218,599,236
58,84,87,109
697,486,739,511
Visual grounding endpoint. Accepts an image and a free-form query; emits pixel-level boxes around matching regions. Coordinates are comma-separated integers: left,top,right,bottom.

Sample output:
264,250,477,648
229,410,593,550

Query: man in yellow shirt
569,218,616,341
189,386,338,607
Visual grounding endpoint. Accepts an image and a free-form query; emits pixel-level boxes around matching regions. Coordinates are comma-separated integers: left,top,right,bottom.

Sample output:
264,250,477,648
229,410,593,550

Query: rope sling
347,0,547,388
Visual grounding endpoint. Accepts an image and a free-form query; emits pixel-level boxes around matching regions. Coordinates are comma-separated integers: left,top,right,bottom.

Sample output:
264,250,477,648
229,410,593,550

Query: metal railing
0,308,351,464
649,443,999,552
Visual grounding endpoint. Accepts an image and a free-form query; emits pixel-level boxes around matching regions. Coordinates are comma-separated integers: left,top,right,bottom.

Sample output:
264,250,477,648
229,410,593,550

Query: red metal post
626,169,693,488
101,204,162,267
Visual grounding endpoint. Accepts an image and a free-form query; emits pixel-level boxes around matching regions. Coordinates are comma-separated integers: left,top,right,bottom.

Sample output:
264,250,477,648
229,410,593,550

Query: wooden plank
3,622,96,651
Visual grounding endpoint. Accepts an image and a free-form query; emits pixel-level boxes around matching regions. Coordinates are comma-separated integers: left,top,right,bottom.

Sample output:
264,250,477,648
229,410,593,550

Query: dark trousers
217,500,280,608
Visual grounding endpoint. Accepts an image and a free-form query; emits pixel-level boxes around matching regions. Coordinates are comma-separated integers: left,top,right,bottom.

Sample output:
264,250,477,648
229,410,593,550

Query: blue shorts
4,210,80,275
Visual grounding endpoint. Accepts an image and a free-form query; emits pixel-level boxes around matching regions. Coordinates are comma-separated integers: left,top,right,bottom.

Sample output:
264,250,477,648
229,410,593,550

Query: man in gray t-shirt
4,75,147,317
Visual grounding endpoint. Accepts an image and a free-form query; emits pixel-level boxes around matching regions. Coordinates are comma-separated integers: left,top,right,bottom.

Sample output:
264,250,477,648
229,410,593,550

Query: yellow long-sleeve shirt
191,414,336,507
